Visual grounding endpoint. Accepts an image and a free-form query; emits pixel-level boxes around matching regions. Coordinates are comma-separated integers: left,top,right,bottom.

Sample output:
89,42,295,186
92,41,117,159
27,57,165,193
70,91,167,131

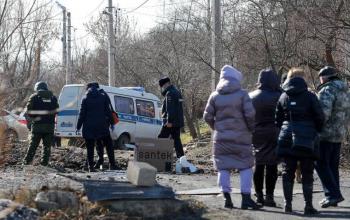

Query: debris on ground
183,132,215,174
35,190,79,212
0,199,39,220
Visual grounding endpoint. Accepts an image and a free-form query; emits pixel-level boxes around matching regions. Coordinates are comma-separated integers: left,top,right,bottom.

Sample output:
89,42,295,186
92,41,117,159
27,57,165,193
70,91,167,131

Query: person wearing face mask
158,77,185,158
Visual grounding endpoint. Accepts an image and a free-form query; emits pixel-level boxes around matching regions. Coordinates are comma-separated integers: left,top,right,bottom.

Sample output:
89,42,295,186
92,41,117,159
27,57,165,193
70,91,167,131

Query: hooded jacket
249,70,281,165
317,78,350,143
276,77,325,159
203,65,255,170
77,87,113,139
26,90,59,133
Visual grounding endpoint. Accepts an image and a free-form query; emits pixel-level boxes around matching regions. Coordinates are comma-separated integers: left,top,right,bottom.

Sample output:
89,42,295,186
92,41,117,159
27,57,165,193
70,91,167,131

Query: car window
114,96,134,114
136,100,155,118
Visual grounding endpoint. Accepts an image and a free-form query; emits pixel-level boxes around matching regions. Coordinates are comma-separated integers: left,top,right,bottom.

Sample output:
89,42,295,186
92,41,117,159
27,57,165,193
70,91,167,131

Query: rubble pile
0,199,39,220
50,147,86,171
183,132,214,174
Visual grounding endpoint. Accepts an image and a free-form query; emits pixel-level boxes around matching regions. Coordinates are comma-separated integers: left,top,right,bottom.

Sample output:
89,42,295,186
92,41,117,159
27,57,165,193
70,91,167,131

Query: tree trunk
183,107,198,139
195,119,201,139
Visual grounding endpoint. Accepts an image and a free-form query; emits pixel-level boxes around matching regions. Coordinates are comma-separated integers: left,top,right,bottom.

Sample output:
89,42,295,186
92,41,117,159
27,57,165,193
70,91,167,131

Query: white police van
55,84,163,148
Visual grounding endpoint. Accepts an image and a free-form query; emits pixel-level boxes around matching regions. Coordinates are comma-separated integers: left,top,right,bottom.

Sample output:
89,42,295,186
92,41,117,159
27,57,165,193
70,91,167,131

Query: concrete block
35,190,79,211
127,161,157,186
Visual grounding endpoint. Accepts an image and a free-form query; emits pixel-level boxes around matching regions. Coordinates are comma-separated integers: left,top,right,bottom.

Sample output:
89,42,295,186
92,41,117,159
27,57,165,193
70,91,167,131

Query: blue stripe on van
57,111,162,125
58,110,79,116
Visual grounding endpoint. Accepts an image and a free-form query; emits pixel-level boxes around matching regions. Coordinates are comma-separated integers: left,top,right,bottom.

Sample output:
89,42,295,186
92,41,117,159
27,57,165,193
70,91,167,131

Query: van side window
136,100,155,118
114,96,134,114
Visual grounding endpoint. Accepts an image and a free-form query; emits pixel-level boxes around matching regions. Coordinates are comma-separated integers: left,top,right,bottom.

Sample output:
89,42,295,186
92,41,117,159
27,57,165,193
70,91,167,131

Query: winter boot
282,179,293,213
255,192,264,206
109,164,118,170
264,194,277,207
94,160,103,170
223,192,234,209
241,193,261,210
303,184,319,215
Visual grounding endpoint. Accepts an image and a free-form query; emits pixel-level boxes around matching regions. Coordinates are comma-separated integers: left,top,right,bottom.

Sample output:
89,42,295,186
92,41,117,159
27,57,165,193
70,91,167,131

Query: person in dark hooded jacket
249,69,281,207
77,83,116,172
275,68,325,215
23,82,59,166
86,82,117,170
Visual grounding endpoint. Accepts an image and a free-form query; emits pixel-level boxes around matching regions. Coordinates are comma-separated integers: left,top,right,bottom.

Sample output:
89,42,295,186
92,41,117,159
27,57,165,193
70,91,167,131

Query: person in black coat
158,77,185,158
275,68,325,215
86,82,117,170
249,69,281,207
77,83,117,172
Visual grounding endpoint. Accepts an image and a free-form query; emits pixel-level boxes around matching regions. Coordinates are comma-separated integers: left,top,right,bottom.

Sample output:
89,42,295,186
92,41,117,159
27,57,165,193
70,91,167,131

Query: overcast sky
47,0,183,59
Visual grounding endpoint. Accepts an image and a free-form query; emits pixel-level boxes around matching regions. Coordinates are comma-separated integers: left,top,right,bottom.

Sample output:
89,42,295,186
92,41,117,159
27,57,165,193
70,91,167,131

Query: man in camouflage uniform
23,82,59,166
315,66,350,208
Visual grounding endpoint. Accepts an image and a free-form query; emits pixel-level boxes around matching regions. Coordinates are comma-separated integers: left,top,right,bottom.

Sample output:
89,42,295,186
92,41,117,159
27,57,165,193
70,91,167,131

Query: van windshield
59,86,84,110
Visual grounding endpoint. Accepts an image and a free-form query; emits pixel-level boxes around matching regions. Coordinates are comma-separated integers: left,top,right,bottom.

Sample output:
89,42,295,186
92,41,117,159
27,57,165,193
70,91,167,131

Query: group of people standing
20,64,348,216
204,65,349,215
21,76,186,173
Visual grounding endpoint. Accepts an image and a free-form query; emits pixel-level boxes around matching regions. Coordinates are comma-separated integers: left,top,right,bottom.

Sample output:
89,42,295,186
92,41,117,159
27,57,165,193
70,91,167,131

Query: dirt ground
0,138,350,219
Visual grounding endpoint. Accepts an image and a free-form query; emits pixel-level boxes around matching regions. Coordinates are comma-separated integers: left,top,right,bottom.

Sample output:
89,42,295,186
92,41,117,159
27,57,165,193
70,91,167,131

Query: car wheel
116,134,130,150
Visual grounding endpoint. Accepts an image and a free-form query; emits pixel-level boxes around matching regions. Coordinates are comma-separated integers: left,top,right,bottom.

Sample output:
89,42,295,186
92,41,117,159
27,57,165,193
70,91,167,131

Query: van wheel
117,134,130,150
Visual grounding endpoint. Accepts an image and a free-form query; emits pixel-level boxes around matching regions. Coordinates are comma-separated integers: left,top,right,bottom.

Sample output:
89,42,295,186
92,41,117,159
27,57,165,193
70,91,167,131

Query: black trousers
315,141,342,199
85,135,116,169
282,156,314,185
254,164,278,196
158,126,184,158
96,139,104,165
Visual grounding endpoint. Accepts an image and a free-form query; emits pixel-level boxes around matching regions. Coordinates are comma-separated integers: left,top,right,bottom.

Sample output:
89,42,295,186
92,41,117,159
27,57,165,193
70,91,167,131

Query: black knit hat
34,81,48,91
86,82,99,90
159,77,170,87
318,66,337,77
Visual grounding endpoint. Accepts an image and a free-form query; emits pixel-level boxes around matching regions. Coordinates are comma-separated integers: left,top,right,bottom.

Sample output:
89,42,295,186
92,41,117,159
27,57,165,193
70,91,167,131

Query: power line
125,0,151,14
84,0,105,18
128,11,168,19
122,1,189,10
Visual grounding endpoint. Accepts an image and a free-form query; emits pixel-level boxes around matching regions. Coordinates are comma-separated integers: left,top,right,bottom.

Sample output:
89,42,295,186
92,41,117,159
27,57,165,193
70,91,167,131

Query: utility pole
67,12,72,84
211,0,221,92
207,0,210,32
107,0,116,87
56,2,67,84
115,7,121,37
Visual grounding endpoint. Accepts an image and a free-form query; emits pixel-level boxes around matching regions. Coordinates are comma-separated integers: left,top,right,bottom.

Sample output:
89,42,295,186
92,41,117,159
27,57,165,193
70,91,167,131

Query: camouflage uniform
315,78,350,204
23,82,59,166
317,79,350,143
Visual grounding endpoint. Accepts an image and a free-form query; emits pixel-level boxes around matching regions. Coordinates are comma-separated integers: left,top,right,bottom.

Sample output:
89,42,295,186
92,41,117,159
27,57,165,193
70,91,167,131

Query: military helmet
34,81,48,91
318,66,337,77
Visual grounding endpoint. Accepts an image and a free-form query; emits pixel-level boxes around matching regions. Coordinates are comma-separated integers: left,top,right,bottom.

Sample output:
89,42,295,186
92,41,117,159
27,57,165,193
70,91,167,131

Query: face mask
161,86,168,96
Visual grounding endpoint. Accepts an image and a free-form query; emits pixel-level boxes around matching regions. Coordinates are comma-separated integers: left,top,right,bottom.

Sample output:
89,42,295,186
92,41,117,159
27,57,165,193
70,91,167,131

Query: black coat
275,77,325,159
249,70,281,165
77,87,113,139
161,85,185,128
